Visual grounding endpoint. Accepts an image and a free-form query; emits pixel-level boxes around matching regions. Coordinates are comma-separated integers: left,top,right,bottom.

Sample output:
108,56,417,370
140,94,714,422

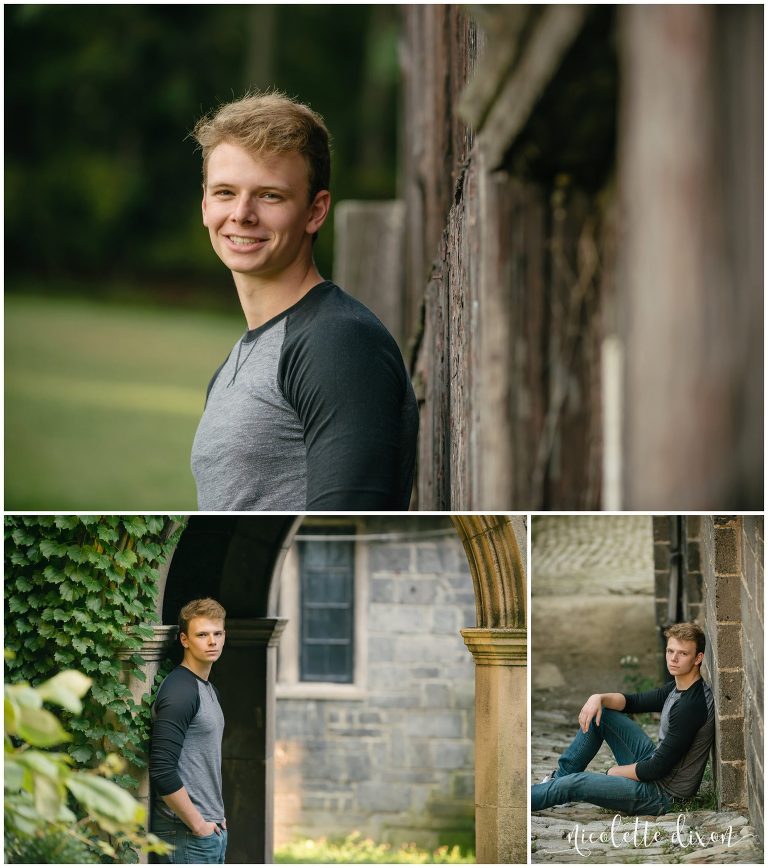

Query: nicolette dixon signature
555,814,735,858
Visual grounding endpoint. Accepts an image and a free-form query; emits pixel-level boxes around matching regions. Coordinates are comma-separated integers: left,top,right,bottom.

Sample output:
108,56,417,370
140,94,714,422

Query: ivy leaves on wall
4,515,186,786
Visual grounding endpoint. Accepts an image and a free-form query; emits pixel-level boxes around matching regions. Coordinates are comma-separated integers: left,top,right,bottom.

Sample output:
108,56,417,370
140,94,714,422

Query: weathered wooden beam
619,5,742,508
459,5,588,168
457,4,533,130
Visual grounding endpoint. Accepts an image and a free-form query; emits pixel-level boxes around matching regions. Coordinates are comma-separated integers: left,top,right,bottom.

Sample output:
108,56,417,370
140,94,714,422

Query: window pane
305,606,350,641
299,532,355,683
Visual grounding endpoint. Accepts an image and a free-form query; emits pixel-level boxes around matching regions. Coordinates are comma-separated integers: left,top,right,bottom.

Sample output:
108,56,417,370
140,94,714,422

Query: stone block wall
652,517,673,642
651,516,704,676
740,517,764,838
652,514,763,835
700,516,747,812
683,516,704,623
274,517,477,850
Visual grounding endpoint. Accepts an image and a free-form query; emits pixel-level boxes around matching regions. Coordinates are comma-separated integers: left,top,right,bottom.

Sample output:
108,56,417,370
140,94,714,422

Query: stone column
461,628,527,864
215,618,287,864
117,624,178,861
701,517,747,810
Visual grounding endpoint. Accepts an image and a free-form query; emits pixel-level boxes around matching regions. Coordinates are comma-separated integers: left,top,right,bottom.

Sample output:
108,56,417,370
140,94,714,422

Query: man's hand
192,820,222,837
607,763,639,780
578,694,604,732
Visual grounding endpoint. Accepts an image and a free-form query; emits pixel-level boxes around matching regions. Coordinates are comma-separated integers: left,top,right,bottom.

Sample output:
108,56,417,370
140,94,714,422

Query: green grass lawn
5,293,244,509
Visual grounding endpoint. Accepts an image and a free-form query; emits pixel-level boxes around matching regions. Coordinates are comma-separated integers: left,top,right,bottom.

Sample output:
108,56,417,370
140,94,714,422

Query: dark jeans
531,708,672,816
151,809,227,864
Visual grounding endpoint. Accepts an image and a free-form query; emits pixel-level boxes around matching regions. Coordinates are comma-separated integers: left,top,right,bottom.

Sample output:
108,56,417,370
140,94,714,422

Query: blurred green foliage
275,832,475,864
6,5,400,292
5,294,243,509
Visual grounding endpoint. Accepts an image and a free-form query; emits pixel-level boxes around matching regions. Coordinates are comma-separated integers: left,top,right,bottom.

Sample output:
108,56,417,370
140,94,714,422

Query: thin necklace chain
227,333,259,387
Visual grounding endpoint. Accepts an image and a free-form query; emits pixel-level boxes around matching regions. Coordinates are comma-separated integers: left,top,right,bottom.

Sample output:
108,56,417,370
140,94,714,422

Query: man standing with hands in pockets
150,599,228,863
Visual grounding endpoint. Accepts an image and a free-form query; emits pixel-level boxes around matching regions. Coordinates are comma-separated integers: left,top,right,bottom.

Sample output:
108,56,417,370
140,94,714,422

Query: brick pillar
701,516,746,809
117,625,178,862
460,628,526,864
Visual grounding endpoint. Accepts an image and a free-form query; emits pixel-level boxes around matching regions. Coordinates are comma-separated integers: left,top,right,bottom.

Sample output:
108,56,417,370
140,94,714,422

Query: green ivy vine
4,515,186,789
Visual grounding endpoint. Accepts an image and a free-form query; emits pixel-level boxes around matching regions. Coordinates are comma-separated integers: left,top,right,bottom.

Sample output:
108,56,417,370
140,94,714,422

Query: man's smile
225,234,269,248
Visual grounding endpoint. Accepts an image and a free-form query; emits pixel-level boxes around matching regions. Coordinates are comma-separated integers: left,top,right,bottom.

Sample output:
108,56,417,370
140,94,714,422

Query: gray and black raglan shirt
150,666,225,823
623,678,715,798
191,281,419,510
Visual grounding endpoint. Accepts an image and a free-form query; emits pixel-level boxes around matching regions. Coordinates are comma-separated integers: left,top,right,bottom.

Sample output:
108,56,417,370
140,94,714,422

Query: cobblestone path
531,700,763,863
532,515,654,596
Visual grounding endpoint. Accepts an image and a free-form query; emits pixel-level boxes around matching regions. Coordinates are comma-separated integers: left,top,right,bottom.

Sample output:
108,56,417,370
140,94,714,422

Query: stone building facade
652,515,763,839
120,514,526,864
273,516,477,851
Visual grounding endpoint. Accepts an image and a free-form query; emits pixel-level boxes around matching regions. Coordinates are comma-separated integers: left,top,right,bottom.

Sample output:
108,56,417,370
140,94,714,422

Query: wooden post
333,200,406,349
618,6,762,508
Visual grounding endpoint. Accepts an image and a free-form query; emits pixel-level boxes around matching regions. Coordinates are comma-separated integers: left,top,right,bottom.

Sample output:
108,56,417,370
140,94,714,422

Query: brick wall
274,517,476,849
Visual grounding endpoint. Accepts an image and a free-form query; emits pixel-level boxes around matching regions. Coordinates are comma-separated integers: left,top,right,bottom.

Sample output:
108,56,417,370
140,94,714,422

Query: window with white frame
276,520,367,699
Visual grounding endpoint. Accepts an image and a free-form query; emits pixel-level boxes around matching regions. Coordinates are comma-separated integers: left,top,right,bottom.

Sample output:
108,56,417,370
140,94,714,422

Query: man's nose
231,195,257,223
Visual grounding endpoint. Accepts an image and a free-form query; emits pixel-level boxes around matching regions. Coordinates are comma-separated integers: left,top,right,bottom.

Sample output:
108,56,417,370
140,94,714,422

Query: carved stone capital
460,627,527,666
224,618,288,648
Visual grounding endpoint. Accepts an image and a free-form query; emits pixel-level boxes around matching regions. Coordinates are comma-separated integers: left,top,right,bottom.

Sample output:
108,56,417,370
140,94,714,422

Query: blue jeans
151,809,228,864
531,708,672,816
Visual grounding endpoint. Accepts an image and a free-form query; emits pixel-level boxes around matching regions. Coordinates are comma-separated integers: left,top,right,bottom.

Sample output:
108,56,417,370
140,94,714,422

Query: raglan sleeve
634,691,708,781
279,314,412,509
622,682,673,715
149,674,199,796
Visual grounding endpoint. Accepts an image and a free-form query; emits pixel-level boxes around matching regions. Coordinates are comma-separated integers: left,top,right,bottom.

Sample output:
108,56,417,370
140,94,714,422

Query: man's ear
179,631,189,648
201,188,209,227
306,190,331,235
695,651,704,667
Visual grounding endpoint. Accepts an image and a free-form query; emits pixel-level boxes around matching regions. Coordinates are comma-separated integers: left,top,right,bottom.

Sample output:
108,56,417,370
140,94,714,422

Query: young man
150,599,227,864
532,622,715,816
189,91,418,511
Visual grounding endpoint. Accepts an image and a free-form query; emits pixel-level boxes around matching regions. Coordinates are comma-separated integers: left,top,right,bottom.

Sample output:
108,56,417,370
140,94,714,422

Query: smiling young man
531,622,715,816
189,91,418,511
150,599,227,863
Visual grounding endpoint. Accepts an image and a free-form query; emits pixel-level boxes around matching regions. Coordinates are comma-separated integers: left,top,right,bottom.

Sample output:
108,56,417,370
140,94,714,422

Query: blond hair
178,598,226,636
191,90,332,201
664,622,705,655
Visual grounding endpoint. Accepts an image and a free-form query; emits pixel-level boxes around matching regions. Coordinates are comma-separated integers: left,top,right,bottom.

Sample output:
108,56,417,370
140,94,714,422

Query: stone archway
129,515,526,864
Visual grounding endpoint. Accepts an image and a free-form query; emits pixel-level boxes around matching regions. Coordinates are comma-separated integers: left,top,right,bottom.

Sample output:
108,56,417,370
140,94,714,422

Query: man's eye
215,190,234,197
262,192,281,200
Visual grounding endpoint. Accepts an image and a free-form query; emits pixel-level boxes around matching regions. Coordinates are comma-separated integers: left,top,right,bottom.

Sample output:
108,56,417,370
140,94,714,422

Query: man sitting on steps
531,622,715,816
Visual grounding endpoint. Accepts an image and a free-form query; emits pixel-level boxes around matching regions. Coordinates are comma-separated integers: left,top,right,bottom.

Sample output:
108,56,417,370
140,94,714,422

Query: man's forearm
161,787,207,833
607,762,639,780
602,693,628,711
599,693,627,711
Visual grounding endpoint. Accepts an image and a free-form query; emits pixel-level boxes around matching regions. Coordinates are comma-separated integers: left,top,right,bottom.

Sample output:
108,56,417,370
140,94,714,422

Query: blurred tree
6,5,400,297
